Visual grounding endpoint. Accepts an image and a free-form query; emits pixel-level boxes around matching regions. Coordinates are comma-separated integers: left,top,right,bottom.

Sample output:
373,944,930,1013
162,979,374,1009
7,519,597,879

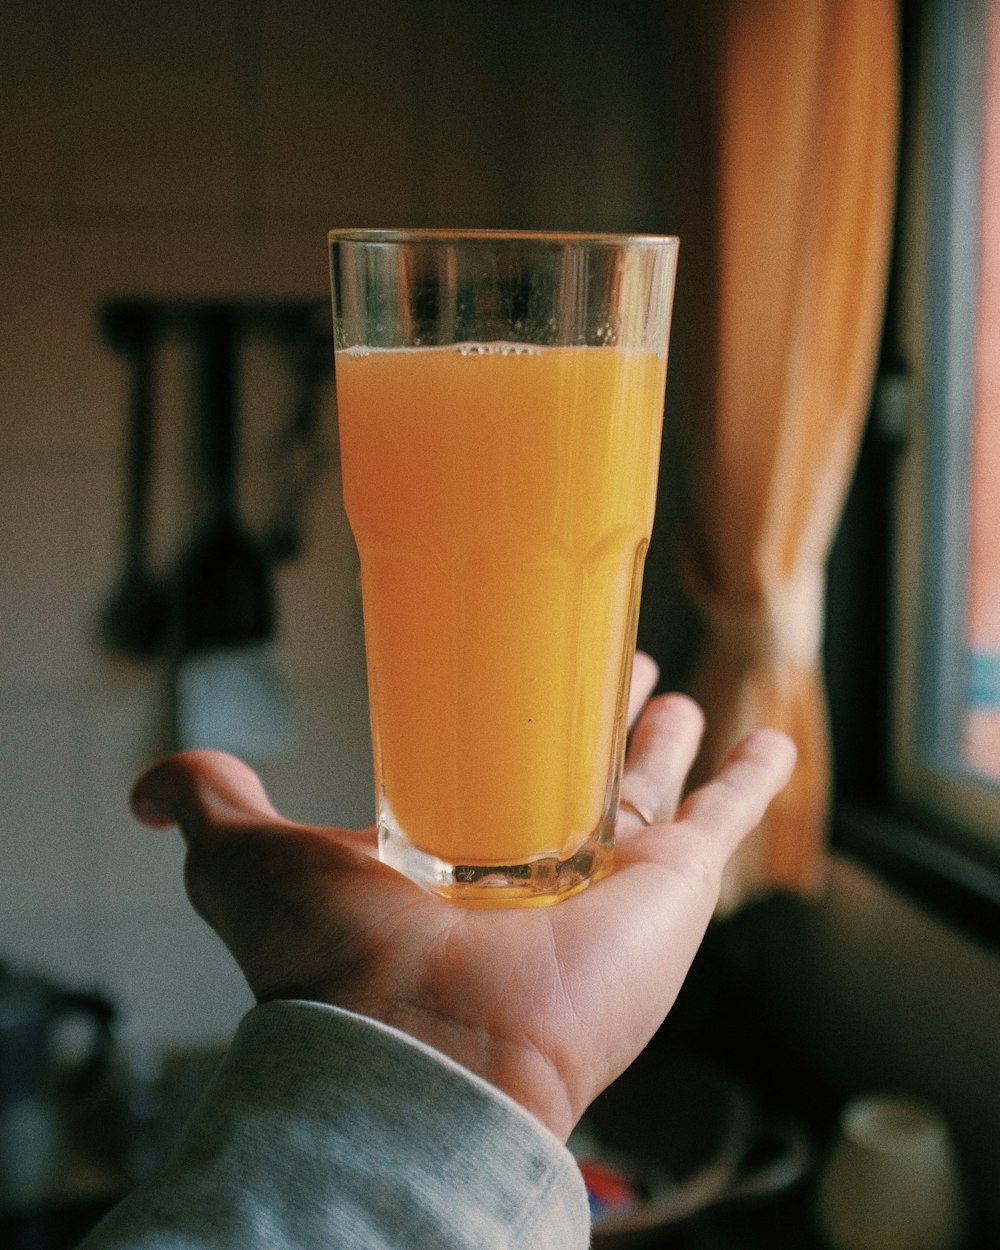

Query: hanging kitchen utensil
173,305,295,761
265,301,333,564
100,299,169,659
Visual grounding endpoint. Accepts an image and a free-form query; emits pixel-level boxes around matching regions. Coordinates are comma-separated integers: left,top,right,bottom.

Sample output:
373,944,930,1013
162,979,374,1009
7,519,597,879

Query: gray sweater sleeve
80,999,591,1250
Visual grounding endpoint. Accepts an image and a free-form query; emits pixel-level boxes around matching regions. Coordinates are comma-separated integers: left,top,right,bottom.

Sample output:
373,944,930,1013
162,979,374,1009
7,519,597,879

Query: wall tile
0,455,183,697
0,7,60,210
61,227,264,460
0,694,84,917
0,227,76,454
394,0,527,228
0,462,80,687
55,0,248,220
252,1,418,228
238,228,330,299
91,911,253,1050
76,690,187,915
255,653,373,830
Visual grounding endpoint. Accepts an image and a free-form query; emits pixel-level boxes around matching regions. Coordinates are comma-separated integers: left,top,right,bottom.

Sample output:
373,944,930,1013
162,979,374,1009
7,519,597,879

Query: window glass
892,0,1000,847
963,0,1000,784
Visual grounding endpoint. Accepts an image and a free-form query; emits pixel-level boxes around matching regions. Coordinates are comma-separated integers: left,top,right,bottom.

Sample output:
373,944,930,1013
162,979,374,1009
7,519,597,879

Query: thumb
130,750,279,843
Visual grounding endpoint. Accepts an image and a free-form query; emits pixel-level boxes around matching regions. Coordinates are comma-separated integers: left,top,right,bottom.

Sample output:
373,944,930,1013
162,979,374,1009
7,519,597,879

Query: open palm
131,654,795,1141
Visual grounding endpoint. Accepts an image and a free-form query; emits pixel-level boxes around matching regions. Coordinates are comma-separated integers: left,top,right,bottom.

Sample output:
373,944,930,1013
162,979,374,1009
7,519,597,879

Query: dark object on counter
0,964,114,1213
573,1044,812,1248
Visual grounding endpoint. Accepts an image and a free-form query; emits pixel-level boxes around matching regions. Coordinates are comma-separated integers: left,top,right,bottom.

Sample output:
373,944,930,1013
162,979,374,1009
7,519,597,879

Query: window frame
827,0,1000,950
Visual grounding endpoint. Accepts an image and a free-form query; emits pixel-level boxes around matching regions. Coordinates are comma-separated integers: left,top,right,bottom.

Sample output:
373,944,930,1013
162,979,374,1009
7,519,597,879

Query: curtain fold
680,0,900,911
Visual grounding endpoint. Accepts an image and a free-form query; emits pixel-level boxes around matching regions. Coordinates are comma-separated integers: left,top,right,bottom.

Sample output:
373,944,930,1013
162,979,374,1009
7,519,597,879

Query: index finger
626,651,660,730
130,750,280,844
672,729,798,862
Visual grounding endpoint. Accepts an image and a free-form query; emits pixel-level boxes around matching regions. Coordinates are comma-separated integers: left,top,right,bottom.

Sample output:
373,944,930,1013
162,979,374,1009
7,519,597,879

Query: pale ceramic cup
816,1093,967,1250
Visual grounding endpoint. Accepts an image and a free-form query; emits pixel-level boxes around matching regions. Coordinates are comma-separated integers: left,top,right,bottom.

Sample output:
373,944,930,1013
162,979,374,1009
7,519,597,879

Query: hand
131,653,795,1142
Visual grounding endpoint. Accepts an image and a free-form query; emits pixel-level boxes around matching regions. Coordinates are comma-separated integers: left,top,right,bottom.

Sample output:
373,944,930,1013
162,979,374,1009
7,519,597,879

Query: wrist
340,997,578,1141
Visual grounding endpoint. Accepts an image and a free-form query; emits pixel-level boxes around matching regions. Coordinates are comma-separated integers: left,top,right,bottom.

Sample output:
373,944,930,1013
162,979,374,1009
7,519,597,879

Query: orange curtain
680,0,900,911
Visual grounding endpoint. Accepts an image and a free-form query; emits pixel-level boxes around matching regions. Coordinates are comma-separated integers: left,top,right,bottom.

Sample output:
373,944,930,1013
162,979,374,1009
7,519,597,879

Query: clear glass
329,229,678,905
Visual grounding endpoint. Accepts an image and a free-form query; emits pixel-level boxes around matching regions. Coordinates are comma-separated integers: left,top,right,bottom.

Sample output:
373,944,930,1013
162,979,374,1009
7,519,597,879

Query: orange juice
337,343,666,868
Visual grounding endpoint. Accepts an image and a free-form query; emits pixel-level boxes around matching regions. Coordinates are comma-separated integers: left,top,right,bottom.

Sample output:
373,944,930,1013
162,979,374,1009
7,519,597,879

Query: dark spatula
173,305,293,759
100,299,169,658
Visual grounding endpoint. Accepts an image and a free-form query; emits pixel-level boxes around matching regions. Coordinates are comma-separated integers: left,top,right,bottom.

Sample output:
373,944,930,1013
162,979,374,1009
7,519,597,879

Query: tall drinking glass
329,230,678,905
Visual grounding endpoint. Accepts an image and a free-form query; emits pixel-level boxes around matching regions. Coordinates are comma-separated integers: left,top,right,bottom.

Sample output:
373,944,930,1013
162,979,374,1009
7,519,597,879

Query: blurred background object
816,1093,967,1250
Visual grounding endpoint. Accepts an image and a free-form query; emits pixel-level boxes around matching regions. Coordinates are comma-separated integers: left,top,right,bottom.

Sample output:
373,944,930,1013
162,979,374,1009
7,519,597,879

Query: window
895,0,1000,837
828,0,1000,938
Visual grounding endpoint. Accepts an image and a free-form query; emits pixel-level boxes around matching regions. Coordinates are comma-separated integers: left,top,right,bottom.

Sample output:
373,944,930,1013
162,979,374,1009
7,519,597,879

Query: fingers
626,652,660,730
130,750,280,843
132,750,381,862
128,752,393,1010
672,728,798,862
608,728,797,926
619,693,705,829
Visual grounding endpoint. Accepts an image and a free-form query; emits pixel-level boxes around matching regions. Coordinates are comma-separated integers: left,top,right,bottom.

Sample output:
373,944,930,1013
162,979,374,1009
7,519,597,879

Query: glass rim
328,227,678,248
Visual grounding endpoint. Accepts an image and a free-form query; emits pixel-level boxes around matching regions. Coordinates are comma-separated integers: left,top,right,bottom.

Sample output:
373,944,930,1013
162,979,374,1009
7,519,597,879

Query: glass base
377,804,615,907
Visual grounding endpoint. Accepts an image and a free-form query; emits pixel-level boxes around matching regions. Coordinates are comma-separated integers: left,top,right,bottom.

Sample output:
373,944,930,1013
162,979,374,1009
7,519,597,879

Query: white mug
816,1093,967,1250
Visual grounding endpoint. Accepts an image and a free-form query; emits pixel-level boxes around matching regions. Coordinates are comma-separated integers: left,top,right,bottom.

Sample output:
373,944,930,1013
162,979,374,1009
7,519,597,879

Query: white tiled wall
0,252,374,1048
1,0,665,1052
0,3,398,1052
